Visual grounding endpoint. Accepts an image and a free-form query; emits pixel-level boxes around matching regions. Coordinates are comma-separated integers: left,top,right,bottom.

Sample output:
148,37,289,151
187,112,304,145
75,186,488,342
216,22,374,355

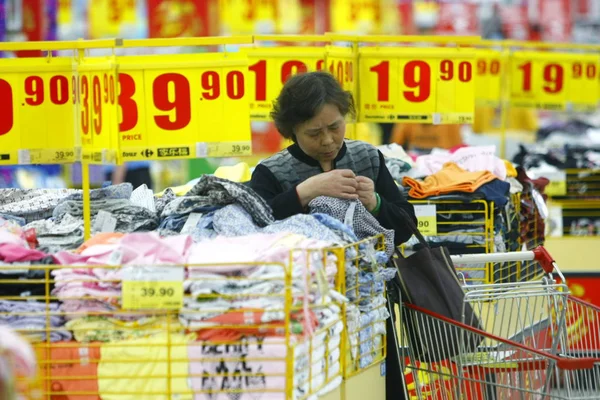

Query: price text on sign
122,281,183,309
474,49,505,106
121,266,184,310
0,58,77,165
510,52,600,112
244,47,326,120
77,57,119,164
117,53,251,161
359,48,475,124
325,47,356,98
414,204,437,236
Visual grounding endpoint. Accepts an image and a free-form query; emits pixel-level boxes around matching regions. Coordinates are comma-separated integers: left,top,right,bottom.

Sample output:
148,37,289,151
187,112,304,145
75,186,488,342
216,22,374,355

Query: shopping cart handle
532,246,555,274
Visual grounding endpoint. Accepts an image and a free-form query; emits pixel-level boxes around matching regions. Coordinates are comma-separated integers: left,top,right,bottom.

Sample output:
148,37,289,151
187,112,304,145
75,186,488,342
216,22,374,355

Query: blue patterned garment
308,197,395,258
186,175,275,227
209,204,345,244
64,183,133,201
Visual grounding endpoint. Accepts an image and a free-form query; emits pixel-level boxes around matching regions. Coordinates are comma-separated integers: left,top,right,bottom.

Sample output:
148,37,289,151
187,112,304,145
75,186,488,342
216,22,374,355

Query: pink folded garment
53,232,193,266
0,243,47,263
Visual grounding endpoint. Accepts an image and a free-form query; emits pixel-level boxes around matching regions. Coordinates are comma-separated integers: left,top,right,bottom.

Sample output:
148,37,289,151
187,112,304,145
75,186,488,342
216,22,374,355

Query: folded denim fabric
186,175,274,227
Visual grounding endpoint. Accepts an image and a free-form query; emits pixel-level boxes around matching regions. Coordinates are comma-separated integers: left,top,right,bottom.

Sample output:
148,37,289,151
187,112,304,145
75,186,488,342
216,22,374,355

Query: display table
342,363,386,400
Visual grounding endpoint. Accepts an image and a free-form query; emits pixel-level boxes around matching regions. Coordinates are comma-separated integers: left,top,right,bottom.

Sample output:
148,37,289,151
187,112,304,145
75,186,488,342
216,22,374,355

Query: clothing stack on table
0,216,69,342
387,145,536,284
0,172,398,398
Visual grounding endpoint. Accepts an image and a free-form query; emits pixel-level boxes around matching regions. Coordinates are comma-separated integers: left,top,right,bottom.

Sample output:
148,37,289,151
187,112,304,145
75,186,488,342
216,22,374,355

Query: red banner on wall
147,0,218,38
434,2,479,36
539,0,572,42
499,4,529,40
15,0,46,57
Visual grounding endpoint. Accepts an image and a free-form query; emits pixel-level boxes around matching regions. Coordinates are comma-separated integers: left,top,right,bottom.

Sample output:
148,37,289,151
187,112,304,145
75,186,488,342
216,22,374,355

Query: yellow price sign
510,51,600,112
414,204,437,236
474,49,506,107
326,46,357,96
117,53,252,162
544,171,567,197
359,47,475,124
77,56,119,164
121,266,184,310
330,0,381,34
0,57,77,165
244,47,326,120
89,0,137,39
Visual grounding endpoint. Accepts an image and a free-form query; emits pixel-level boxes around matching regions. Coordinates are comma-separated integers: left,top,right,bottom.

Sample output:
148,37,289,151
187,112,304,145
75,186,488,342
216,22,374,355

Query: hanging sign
509,51,600,112
359,47,475,124
474,49,506,107
117,53,252,161
330,0,381,34
0,57,77,165
77,56,120,164
89,0,138,39
220,0,278,34
244,47,325,120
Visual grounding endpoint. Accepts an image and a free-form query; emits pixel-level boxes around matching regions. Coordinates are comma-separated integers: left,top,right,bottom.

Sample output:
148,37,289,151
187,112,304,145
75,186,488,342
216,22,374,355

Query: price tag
325,46,357,99
510,51,600,112
359,47,475,124
121,266,184,310
544,171,567,197
117,53,252,162
0,57,77,165
243,47,326,120
414,204,437,236
77,56,119,164
474,49,506,107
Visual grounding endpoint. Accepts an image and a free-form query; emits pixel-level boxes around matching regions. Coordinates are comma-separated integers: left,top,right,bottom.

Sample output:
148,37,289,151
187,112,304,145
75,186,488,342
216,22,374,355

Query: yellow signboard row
0,35,599,166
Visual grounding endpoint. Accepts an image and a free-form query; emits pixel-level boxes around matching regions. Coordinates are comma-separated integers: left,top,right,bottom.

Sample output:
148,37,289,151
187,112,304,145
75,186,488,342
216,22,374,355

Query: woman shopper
249,71,416,400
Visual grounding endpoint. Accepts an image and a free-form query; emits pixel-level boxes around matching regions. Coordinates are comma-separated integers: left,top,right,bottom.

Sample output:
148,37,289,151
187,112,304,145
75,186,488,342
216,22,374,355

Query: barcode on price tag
121,266,184,310
414,204,437,236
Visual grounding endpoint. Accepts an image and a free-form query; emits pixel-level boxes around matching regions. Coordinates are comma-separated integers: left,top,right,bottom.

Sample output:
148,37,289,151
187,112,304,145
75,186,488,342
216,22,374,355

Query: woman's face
294,103,346,163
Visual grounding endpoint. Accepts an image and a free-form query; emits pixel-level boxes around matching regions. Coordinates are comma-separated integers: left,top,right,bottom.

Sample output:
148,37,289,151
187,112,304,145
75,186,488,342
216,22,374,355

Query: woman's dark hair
270,71,356,141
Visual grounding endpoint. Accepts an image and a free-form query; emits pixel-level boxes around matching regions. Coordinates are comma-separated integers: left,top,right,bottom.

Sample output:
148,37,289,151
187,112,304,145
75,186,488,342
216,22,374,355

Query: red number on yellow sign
0,80,13,136
369,59,472,103
0,75,73,136
79,73,114,136
118,70,246,133
572,62,597,79
329,60,353,86
248,59,323,102
476,59,501,75
518,62,564,94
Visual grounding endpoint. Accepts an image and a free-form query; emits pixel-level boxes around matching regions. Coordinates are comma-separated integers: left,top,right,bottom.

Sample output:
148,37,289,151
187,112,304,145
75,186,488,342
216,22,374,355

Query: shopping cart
398,246,600,400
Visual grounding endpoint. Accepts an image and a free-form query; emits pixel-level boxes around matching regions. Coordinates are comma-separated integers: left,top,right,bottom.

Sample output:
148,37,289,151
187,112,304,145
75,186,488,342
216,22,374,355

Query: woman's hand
296,169,359,206
356,176,378,212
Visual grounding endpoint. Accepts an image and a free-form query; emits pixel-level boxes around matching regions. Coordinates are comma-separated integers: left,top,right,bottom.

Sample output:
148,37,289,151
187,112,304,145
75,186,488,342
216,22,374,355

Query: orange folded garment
403,162,497,199
75,232,125,253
